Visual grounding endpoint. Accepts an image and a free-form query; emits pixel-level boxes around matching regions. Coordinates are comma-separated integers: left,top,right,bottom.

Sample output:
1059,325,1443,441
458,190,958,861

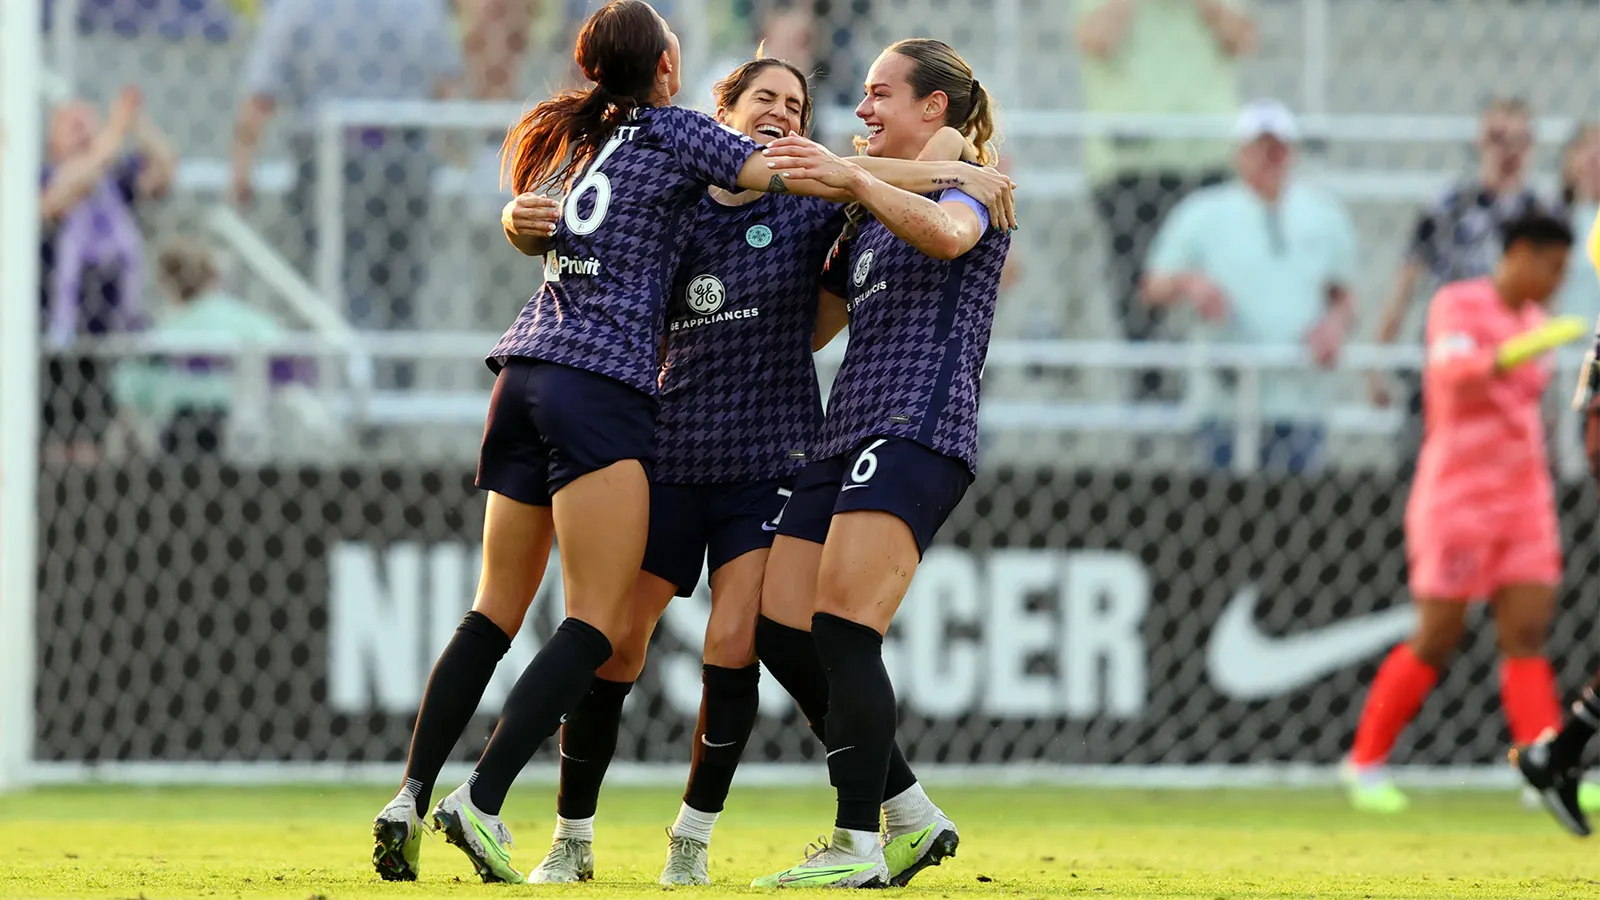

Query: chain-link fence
12,0,1600,778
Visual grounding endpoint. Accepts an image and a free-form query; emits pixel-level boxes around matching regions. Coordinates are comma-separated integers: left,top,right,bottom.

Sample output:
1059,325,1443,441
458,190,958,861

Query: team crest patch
746,224,773,248
687,274,726,315
853,249,875,287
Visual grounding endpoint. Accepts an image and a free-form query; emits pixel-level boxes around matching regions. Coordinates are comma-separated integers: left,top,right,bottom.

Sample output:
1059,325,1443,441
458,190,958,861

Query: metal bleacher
50,0,1600,467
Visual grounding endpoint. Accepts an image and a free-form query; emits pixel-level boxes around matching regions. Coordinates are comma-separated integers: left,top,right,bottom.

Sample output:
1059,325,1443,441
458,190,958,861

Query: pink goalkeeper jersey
1409,277,1554,533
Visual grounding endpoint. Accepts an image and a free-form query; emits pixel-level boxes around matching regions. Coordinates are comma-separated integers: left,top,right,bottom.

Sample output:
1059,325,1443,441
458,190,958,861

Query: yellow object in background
1497,315,1589,369
1590,206,1600,273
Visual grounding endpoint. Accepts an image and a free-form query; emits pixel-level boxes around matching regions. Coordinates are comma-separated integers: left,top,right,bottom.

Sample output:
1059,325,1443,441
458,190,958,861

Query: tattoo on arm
767,174,790,194
931,177,964,187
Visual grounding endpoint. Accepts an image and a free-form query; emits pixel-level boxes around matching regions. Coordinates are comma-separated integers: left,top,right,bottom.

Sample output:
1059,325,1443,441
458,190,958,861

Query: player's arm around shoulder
502,192,560,257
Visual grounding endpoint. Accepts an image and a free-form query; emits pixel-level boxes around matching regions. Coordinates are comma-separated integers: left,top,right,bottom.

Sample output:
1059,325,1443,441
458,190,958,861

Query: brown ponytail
500,0,668,193
885,38,1001,166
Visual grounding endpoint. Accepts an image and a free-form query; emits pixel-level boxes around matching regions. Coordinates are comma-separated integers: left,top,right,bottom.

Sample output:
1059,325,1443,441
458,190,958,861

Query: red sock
1350,644,1439,767
1500,656,1562,745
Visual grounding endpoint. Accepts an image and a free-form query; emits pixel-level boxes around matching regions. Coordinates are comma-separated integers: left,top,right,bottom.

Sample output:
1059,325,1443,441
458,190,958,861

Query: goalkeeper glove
1496,315,1588,370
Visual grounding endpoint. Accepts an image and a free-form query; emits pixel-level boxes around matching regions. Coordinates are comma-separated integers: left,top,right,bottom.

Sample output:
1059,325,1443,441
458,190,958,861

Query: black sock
754,615,917,801
400,611,511,815
556,677,634,821
811,612,896,833
468,617,613,815
1552,681,1600,764
683,663,761,814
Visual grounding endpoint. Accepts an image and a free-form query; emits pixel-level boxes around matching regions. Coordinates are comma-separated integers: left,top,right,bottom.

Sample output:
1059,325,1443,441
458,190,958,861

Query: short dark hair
1502,212,1574,252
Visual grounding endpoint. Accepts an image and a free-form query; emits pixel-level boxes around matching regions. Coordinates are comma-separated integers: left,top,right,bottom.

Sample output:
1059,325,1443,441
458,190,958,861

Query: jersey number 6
564,131,631,236
850,439,890,484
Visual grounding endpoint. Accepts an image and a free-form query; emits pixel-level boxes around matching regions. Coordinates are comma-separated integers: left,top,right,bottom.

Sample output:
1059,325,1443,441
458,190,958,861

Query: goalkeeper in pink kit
1344,213,1591,812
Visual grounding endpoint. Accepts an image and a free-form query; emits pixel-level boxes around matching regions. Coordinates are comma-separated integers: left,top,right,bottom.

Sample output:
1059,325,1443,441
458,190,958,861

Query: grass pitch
1,784,1597,899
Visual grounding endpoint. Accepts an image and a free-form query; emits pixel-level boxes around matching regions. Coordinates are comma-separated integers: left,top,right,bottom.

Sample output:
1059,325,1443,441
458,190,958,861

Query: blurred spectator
1076,0,1255,399
40,86,177,462
1141,101,1357,475
114,238,288,457
1556,122,1600,324
1371,97,1549,408
231,0,461,388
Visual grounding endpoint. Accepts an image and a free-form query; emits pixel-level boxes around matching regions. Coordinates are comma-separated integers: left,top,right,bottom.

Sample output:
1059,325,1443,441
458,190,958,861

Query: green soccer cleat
430,784,525,884
1340,760,1409,813
525,837,594,884
371,794,429,881
883,812,959,887
752,829,888,889
659,829,711,886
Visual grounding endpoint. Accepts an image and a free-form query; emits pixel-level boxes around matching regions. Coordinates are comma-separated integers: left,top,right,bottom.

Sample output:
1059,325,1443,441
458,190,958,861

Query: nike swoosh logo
778,866,868,884
760,522,779,532
701,736,738,749
826,745,855,758
463,809,514,866
841,484,869,491
1206,585,1417,701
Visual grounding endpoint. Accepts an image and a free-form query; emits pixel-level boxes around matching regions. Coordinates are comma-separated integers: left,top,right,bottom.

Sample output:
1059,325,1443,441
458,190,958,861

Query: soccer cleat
1511,740,1592,837
430,784,525,883
751,828,889,889
372,794,429,881
1339,760,1409,813
883,811,959,887
525,837,595,884
659,829,711,886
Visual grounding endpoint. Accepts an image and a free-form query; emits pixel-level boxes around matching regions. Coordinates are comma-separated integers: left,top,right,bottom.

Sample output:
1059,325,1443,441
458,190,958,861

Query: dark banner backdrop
34,464,1600,766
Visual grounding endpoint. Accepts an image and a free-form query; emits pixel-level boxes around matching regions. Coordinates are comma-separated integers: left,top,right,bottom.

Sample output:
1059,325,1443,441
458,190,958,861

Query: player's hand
953,164,1018,233
1184,274,1229,322
503,192,561,237
762,135,865,191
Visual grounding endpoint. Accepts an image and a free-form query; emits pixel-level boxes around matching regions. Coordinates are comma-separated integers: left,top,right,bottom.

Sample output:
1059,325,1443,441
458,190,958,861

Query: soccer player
748,39,1013,888
1514,206,1600,837
367,0,851,883
503,59,1014,886
1342,213,1590,814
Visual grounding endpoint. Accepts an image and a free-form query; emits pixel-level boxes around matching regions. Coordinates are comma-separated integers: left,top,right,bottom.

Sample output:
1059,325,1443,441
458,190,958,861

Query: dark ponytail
500,0,668,193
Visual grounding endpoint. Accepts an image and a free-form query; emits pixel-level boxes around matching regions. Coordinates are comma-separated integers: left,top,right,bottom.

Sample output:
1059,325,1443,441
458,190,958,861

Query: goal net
10,0,1600,783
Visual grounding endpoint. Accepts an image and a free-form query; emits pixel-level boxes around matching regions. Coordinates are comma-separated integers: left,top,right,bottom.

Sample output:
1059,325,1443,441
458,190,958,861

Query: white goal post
0,0,43,795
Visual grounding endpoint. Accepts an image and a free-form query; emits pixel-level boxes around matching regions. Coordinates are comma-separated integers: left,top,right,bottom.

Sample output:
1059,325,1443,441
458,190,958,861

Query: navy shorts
775,436,970,555
476,359,657,506
641,478,794,597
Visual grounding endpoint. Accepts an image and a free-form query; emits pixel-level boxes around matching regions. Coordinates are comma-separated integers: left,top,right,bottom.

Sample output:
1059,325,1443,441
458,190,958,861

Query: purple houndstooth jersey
814,189,1011,473
653,193,847,483
487,106,761,393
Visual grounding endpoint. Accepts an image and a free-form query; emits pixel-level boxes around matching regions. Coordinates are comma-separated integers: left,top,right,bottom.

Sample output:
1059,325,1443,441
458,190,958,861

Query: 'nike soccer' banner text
33,464,1600,766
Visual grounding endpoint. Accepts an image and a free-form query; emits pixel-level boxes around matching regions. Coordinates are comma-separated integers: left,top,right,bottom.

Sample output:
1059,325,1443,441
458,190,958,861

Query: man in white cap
1140,99,1359,473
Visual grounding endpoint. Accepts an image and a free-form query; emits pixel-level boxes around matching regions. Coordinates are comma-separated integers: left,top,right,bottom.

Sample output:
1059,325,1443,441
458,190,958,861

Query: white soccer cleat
526,837,595,883
660,829,711,886
430,784,524,883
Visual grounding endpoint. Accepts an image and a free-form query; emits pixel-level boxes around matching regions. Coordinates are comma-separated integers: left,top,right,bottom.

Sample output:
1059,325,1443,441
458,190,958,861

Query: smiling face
854,50,942,159
716,64,808,145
